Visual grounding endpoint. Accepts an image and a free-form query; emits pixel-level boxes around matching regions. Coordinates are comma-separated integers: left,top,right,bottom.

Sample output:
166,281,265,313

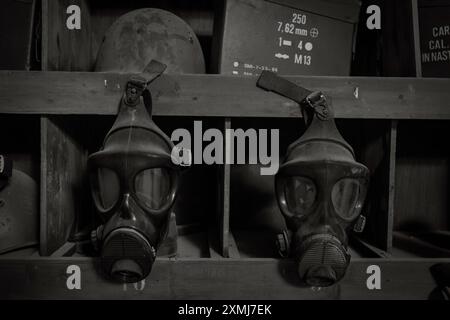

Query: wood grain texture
393,231,450,258
387,120,398,252
394,121,449,232
220,119,231,257
50,242,76,257
356,120,391,251
353,0,417,77
0,257,448,299
412,0,423,77
40,117,88,256
42,0,92,71
1,71,450,118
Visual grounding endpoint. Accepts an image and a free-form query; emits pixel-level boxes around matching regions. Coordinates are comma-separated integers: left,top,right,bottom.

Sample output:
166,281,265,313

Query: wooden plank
26,0,37,71
227,232,240,259
207,226,223,259
220,119,231,257
412,0,423,77
1,72,450,118
0,0,35,70
42,0,93,71
0,257,449,299
353,1,417,77
41,0,49,71
40,117,88,256
393,231,450,258
394,121,449,232
351,236,390,259
387,120,398,252
357,120,391,251
50,242,76,257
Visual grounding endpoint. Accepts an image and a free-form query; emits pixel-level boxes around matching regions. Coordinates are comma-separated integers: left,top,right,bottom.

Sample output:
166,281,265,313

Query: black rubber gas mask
88,63,180,283
257,72,370,287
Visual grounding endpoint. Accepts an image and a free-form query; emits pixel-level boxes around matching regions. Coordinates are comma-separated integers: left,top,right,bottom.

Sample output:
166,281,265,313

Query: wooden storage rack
0,0,450,299
1,72,450,299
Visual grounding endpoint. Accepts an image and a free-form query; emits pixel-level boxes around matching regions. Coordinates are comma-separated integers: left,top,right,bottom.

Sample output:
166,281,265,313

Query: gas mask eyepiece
257,71,370,287
88,61,180,283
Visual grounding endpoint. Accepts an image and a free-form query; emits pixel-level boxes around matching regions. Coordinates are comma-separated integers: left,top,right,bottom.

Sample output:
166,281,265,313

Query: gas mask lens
93,167,121,212
331,178,366,220
284,176,316,216
135,168,171,210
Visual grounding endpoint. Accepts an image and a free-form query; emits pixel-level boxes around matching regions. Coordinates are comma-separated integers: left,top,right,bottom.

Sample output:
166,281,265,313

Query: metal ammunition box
213,0,360,76
419,0,450,77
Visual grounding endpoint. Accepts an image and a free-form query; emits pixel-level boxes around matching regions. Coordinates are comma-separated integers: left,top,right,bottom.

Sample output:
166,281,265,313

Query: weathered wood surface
40,117,88,256
0,257,448,299
0,71,450,118
394,121,450,232
220,119,231,257
387,120,398,252
42,0,93,71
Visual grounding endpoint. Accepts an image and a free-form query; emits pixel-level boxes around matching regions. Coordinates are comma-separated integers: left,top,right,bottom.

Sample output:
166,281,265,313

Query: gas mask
88,62,180,283
257,72,370,287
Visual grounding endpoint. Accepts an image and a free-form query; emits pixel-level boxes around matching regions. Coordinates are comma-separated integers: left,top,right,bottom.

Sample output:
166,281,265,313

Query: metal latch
353,215,367,233
124,60,168,106
256,71,332,122
125,76,148,106
305,91,330,121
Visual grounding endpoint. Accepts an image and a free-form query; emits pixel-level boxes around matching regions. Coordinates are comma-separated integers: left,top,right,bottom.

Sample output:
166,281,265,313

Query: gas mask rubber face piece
88,74,179,283
257,71,370,287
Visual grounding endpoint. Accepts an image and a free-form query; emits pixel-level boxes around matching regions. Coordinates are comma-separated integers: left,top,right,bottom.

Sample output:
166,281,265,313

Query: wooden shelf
0,256,449,299
1,71,450,119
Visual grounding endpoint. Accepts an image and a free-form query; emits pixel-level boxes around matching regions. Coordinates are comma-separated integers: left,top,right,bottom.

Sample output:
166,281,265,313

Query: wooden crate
0,0,450,299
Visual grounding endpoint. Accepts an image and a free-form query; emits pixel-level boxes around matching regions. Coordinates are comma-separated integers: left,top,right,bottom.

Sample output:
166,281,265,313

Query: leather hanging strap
124,60,167,106
257,71,331,123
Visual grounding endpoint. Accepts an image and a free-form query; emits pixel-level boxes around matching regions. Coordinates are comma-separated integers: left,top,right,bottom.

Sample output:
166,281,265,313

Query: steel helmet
95,8,205,73
0,156,38,254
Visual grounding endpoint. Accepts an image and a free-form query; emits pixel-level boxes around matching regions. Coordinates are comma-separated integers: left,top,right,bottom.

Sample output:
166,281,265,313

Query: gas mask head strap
256,70,332,125
0,155,12,191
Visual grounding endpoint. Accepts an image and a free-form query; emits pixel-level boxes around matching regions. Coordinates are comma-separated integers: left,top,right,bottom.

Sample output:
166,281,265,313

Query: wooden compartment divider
387,120,398,253
40,116,89,256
